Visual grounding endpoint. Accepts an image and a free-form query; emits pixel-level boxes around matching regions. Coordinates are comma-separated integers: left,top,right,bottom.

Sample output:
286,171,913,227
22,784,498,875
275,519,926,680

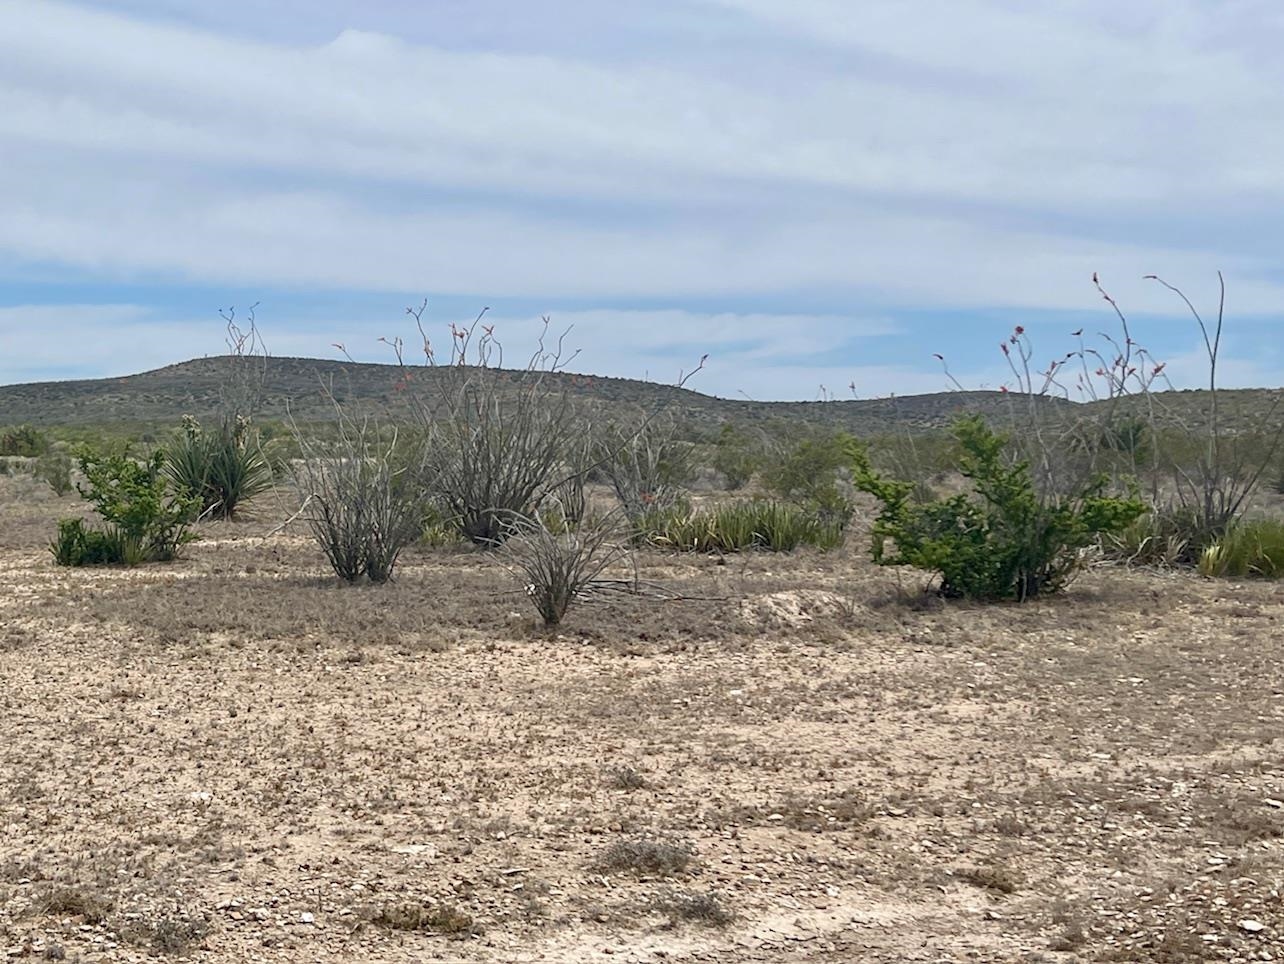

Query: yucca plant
164,415,274,520
1198,519,1284,579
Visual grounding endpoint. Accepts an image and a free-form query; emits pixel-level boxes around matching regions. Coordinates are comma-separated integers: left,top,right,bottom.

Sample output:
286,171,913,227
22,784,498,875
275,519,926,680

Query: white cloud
1,1,1283,396
1,1,1284,307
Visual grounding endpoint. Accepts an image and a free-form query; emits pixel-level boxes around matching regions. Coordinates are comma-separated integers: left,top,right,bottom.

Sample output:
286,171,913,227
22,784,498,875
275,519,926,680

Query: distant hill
0,355,1280,438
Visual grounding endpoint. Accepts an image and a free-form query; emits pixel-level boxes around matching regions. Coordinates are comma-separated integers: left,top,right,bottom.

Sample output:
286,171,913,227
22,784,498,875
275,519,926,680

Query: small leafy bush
712,423,761,491
761,430,856,528
639,499,844,553
163,415,273,520
1198,519,1284,579
853,415,1146,600
0,424,49,457
35,450,74,496
52,450,199,566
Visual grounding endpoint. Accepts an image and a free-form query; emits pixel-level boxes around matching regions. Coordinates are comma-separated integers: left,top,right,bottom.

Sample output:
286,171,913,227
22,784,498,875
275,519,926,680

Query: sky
1,0,1283,401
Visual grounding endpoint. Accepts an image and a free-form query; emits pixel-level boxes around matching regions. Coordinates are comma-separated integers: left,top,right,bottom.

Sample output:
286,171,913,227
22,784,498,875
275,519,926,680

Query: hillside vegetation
1,354,1281,437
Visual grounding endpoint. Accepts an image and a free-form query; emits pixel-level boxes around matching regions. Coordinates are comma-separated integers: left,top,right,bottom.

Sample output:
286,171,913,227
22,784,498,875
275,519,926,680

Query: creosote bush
595,415,694,522
0,424,49,457
761,430,856,526
711,423,762,491
51,450,199,566
853,415,1146,600
34,450,74,496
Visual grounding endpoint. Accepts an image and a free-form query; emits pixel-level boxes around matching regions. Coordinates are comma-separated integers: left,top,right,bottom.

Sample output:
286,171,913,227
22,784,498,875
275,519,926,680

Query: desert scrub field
2,475,1284,963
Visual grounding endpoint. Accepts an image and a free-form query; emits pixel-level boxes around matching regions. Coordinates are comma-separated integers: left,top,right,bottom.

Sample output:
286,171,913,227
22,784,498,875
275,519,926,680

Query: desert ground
2,473,1283,963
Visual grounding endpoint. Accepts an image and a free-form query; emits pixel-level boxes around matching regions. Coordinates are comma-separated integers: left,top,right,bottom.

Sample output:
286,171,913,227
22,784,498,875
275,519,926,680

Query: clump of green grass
1198,518,1284,579
591,836,694,877
639,500,844,553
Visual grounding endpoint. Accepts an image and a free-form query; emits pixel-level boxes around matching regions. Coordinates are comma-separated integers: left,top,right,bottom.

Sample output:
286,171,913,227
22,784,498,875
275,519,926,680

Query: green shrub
50,518,136,566
852,415,1147,600
163,415,273,520
0,425,49,457
762,431,854,509
760,430,856,530
1198,519,1284,579
52,450,199,566
34,451,74,496
639,499,844,553
711,424,761,491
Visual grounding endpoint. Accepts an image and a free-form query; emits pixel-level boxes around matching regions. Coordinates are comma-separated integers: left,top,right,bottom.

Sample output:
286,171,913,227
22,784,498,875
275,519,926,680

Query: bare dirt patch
3,480,1284,962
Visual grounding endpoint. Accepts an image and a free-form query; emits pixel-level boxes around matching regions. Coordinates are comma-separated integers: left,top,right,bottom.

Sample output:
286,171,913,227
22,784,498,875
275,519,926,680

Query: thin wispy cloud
1,1,1281,398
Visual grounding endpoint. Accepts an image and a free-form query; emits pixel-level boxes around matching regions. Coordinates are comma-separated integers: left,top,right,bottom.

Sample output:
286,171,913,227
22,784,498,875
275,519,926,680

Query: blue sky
1,0,1282,400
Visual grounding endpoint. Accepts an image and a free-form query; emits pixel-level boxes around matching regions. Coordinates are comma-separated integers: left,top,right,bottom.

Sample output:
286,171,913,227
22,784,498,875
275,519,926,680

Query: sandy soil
2,478,1284,963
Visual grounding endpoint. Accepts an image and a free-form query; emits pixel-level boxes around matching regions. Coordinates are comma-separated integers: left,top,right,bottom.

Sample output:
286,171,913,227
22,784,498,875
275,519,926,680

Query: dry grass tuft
591,837,694,877
364,900,480,937
650,888,735,927
954,862,1023,895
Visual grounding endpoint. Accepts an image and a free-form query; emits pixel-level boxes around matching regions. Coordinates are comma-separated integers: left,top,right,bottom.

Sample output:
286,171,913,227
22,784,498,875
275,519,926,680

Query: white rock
299,912,315,925
389,844,436,857
1240,919,1266,933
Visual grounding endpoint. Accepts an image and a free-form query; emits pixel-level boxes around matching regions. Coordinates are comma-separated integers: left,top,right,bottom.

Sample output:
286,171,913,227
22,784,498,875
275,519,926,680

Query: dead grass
363,901,480,937
954,861,1023,895
650,888,735,927
591,837,695,878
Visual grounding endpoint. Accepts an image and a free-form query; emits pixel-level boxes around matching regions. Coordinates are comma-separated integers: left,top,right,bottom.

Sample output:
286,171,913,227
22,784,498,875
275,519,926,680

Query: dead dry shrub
116,911,210,957
954,861,1023,895
650,888,735,927
592,836,694,877
499,508,629,626
292,416,428,583
34,887,113,924
364,900,480,937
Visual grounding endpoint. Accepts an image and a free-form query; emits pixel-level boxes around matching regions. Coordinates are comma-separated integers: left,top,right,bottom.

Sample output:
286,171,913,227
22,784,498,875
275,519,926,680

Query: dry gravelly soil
3,478,1284,963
